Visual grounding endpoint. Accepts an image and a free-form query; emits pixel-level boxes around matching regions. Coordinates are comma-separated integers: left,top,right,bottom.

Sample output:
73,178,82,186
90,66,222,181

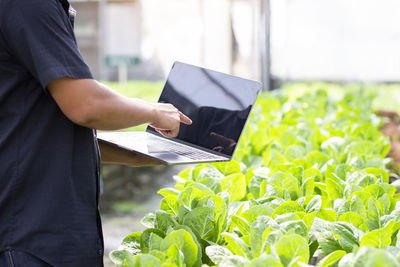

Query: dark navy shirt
0,0,103,266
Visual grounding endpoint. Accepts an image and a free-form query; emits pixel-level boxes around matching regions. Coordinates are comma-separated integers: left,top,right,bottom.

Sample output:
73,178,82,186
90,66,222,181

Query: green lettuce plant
110,86,399,267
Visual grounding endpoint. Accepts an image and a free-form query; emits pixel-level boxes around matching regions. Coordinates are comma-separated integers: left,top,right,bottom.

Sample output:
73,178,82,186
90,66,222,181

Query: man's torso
0,0,103,265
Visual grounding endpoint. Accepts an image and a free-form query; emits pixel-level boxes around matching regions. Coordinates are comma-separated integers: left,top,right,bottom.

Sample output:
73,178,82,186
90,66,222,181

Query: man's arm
48,77,192,165
48,77,191,135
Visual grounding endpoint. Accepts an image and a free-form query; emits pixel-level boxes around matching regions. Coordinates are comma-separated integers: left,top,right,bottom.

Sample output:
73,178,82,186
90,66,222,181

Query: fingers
179,112,192,125
149,103,192,138
157,128,179,138
153,126,179,138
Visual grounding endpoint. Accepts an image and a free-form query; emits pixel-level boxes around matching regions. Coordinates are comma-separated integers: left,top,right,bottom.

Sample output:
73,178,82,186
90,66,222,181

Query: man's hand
47,77,192,138
149,103,192,138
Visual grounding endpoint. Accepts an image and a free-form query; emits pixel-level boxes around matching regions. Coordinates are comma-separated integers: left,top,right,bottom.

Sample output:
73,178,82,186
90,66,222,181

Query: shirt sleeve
0,0,93,89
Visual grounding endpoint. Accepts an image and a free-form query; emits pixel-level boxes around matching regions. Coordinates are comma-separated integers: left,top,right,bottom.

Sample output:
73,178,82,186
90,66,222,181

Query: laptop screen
147,61,261,157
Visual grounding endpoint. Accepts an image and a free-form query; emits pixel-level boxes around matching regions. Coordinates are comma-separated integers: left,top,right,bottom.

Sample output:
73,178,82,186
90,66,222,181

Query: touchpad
149,152,192,163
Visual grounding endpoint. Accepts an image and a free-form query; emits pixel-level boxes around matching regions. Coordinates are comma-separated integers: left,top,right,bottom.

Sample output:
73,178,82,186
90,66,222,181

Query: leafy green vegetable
275,233,309,266
247,254,283,267
160,229,199,266
109,250,136,267
360,220,395,248
182,207,216,241
205,245,233,265
110,85,400,267
317,250,346,267
221,173,247,202
222,232,251,258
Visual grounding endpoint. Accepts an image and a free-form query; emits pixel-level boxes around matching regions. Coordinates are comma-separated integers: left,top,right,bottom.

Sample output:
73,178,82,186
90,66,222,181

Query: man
0,0,191,266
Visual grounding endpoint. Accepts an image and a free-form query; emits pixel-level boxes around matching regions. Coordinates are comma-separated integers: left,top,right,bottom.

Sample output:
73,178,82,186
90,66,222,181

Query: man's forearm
47,77,191,135
48,78,156,130
79,82,158,130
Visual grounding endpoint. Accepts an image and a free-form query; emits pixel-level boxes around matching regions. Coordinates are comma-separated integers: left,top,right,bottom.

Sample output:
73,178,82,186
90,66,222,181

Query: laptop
97,61,262,165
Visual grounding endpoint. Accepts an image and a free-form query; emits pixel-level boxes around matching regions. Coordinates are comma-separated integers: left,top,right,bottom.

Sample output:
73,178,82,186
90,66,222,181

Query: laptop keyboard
147,137,225,160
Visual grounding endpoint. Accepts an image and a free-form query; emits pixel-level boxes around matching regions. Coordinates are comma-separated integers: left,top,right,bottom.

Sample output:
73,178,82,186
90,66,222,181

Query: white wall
271,0,400,82
103,2,142,56
73,0,263,81
140,0,233,76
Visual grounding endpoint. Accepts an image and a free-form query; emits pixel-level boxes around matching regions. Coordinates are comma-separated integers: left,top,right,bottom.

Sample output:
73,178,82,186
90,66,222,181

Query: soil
377,110,400,178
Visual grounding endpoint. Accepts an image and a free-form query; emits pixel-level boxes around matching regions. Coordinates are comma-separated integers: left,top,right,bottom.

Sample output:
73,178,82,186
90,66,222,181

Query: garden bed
108,85,400,267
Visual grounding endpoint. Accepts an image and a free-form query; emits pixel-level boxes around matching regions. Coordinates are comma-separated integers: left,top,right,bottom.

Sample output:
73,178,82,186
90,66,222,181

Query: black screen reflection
148,62,260,156
178,105,251,155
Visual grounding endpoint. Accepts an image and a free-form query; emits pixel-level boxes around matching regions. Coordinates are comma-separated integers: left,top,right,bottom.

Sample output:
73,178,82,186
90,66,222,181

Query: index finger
179,112,192,125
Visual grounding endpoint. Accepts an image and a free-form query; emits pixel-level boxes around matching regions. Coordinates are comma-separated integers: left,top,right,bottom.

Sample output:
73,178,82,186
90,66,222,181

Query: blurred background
72,0,400,85
69,0,400,265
